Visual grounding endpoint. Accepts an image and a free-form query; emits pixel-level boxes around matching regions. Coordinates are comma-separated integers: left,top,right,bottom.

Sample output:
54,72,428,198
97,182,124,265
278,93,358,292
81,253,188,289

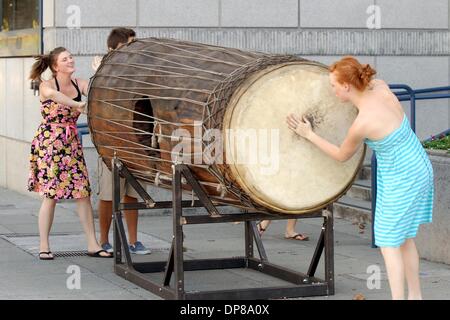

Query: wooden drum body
88,38,365,214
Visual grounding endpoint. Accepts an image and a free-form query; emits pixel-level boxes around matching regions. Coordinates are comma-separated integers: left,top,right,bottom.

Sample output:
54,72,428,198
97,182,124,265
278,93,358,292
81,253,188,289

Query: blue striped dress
364,114,434,247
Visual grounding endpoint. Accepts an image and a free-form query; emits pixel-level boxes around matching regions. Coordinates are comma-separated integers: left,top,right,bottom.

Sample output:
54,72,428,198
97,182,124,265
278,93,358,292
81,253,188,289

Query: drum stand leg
172,164,185,299
112,160,335,300
112,158,141,269
306,205,334,294
245,220,268,261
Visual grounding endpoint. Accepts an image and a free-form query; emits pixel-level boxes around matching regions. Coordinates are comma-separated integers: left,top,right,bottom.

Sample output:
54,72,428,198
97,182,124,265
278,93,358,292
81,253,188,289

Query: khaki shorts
98,160,141,201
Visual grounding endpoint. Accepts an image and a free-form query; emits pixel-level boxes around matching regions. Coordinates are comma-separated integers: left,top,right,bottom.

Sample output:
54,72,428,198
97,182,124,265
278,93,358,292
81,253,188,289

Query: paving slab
1,187,449,300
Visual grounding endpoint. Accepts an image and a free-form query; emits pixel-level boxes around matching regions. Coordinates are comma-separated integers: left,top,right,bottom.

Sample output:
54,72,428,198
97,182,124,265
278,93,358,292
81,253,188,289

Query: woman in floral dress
29,47,112,259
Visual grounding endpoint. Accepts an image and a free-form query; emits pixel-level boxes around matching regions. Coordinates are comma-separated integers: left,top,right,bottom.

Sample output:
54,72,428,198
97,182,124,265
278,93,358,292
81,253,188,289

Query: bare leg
123,195,138,245
258,220,271,235
400,238,422,300
380,246,405,300
38,198,57,258
76,197,110,256
98,200,113,245
285,219,298,237
285,219,309,240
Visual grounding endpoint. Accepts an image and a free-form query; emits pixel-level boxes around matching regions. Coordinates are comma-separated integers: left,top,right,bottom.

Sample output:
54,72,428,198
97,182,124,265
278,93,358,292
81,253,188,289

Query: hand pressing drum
286,113,313,140
76,101,87,114
91,56,103,72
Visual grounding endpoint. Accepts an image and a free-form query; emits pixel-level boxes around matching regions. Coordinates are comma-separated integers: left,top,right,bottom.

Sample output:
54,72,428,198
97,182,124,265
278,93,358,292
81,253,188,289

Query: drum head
223,62,365,213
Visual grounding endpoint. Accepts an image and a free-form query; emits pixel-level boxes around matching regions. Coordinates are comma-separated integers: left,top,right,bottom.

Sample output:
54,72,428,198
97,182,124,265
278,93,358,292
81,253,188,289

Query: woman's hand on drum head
286,114,313,139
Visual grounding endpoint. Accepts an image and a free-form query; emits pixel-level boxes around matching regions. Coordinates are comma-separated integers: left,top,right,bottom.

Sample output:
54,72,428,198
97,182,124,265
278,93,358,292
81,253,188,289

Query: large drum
87,38,365,214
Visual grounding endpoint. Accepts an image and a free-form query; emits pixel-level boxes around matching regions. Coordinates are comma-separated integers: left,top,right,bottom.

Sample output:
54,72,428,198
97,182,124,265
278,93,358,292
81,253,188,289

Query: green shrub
422,133,450,153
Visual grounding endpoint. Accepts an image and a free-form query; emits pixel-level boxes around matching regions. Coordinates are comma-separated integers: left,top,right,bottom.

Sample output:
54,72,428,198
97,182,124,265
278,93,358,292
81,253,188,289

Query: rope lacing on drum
154,172,161,187
191,190,195,206
154,171,173,187
151,120,163,147
216,182,226,198
96,155,103,196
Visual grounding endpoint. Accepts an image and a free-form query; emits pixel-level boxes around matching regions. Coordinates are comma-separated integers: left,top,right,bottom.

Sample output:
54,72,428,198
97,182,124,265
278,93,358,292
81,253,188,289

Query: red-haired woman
287,56,433,300
29,47,112,260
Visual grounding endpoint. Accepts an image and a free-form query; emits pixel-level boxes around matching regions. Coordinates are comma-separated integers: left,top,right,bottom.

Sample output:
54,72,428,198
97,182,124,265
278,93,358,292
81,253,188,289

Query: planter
416,149,450,265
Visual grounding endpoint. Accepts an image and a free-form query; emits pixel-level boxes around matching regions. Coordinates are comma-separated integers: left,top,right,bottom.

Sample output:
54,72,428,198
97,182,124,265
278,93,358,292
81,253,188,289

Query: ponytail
29,47,68,81
29,54,51,81
359,64,377,88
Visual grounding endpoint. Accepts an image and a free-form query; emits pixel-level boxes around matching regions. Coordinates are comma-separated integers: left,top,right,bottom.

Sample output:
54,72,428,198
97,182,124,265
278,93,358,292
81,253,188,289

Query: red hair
329,56,376,91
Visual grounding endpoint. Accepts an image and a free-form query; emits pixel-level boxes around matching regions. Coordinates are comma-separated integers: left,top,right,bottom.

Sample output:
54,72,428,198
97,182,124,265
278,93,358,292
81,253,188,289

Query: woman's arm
76,78,90,96
40,81,85,112
287,114,365,162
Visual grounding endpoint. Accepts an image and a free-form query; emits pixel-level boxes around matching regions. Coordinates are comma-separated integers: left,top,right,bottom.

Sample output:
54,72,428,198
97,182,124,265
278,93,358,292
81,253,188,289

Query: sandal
39,251,54,260
87,249,113,258
256,222,266,236
285,233,309,241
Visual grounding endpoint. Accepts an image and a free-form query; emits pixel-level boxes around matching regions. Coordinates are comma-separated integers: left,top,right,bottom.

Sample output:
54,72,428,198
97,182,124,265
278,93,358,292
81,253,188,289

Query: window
0,0,41,57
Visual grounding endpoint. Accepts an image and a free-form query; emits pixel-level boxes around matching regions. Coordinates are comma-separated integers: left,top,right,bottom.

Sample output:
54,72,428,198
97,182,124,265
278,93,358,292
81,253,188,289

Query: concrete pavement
1,187,449,300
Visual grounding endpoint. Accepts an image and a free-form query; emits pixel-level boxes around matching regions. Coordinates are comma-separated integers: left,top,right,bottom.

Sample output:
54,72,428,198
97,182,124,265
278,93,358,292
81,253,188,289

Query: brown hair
29,47,67,81
107,28,136,50
329,56,377,91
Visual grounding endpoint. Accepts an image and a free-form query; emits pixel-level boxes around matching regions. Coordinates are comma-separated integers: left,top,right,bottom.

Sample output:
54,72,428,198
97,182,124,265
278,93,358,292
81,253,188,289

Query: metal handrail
398,93,450,101
389,84,417,132
395,86,450,101
397,85,450,95
77,123,89,143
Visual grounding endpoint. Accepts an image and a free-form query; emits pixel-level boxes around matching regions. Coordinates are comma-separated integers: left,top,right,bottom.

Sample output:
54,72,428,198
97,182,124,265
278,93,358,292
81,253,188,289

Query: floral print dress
28,79,91,200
